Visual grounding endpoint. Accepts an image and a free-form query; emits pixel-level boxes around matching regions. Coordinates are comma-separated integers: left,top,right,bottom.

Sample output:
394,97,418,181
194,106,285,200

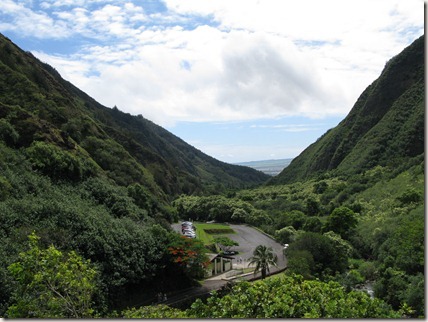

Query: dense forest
0,33,424,318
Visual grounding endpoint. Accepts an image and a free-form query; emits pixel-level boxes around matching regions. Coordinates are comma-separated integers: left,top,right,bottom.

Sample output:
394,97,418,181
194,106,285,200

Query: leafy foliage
6,232,98,318
0,143,201,314
26,141,98,181
285,232,350,277
0,32,424,318
121,304,190,318
271,35,424,184
248,245,278,279
274,226,297,244
323,206,358,239
213,236,239,252
187,274,400,318
167,235,210,279
173,194,258,223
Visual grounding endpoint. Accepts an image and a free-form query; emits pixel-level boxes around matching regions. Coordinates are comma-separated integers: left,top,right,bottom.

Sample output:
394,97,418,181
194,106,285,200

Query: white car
184,231,196,238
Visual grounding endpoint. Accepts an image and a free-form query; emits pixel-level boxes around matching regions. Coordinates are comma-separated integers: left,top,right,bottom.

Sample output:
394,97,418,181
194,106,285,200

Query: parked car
183,231,196,238
222,250,238,255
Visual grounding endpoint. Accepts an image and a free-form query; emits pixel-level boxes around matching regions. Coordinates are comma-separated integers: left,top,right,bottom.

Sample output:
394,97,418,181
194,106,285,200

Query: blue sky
0,0,424,163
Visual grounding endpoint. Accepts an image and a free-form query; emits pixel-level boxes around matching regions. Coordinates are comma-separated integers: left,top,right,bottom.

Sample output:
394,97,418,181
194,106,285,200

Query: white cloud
0,0,71,38
36,26,350,125
216,31,336,118
1,0,423,127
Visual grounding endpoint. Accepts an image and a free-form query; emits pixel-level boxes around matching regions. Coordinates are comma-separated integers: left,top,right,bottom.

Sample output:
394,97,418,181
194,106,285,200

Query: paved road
227,224,286,269
172,223,286,268
165,223,287,307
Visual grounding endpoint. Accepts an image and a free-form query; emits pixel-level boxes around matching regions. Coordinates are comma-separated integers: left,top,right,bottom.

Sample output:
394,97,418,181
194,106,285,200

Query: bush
121,304,189,318
6,232,98,318
286,232,349,277
323,206,358,239
357,261,377,281
396,188,422,205
275,226,297,244
26,141,97,181
302,216,322,233
0,176,12,201
187,274,400,318
285,250,314,279
0,119,19,146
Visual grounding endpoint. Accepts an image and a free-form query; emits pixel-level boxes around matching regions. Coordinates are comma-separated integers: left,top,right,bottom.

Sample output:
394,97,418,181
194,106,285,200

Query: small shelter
206,253,234,277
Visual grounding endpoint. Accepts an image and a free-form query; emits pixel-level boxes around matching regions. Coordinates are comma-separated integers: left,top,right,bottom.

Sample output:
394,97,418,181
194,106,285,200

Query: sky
0,0,424,163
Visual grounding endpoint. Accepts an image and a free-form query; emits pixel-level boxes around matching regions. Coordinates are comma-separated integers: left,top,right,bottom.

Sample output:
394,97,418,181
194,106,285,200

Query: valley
234,158,293,176
0,32,424,319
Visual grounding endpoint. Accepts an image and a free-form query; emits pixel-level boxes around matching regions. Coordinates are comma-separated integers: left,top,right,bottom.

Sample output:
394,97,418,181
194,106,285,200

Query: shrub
6,232,98,318
26,141,97,181
0,119,19,146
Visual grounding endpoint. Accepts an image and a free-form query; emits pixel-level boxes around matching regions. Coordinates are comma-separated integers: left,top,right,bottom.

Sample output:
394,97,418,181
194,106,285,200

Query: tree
187,274,401,318
306,197,321,216
231,208,247,223
324,206,358,239
0,118,19,146
275,226,297,244
25,141,97,182
248,245,278,279
396,188,423,205
245,210,273,227
6,232,98,318
213,236,239,252
121,304,191,318
167,235,210,279
303,216,322,233
285,250,314,279
286,232,349,277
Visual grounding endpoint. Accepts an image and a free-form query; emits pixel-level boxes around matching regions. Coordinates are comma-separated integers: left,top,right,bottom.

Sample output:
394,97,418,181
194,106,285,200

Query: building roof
206,253,235,262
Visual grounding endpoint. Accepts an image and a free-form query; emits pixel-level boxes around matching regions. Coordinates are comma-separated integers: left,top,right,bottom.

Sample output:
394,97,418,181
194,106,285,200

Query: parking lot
171,222,287,270
228,224,286,268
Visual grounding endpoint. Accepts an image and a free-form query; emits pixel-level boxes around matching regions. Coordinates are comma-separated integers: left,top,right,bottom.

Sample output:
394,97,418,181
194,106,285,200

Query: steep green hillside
0,32,267,316
271,35,424,184
0,33,268,199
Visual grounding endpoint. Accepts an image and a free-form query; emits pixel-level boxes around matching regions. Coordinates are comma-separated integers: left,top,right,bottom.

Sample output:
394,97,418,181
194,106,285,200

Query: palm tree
248,245,278,279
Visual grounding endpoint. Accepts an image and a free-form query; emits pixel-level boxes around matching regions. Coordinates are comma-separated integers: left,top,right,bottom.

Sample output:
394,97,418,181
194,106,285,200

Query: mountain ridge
0,33,269,199
270,35,424,184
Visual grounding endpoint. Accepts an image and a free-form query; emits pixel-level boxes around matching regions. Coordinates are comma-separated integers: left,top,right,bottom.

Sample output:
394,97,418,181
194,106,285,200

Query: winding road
165,223,287,307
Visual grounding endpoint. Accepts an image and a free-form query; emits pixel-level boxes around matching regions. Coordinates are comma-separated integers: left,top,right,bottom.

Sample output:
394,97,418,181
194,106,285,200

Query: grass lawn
194,222,235,245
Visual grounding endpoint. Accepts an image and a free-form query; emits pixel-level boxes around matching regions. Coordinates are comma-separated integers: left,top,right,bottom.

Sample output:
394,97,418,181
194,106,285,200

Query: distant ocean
235,158,293,176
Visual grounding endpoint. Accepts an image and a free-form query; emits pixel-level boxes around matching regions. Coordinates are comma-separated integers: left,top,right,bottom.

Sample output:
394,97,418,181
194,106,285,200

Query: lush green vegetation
0,32,424,318
119,274,401,318
0,34,268,200
187,274,402,318
248,245,278,279
6,232,98,318
170,160,424,316
193,222,235,245
0,141,216,314
271,35,424,184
